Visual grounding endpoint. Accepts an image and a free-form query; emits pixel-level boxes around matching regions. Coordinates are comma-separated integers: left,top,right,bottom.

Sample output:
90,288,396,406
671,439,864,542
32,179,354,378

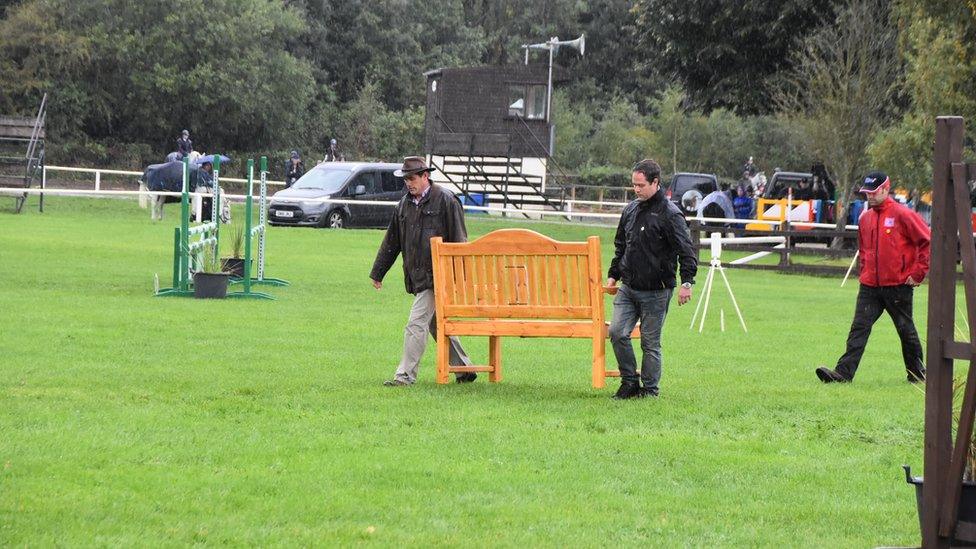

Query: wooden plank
446,366,495,373
940,162,976,537
537,255,551,306
444,319,594,338
444,304,592,319
925,116,964,549
436,243,589,255
453,256,467,305
558,254,571,307
576,253,589,305
462,255,476,306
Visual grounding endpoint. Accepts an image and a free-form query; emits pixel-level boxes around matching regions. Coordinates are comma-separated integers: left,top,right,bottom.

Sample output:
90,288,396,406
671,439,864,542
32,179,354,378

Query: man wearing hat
370,156,475,386
176,130,193,159
816,171,930,384
285,150,304,188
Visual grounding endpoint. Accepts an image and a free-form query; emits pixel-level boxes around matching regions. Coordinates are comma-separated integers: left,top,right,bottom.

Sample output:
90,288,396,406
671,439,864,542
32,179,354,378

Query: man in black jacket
606,159,698,399
370,156,475,386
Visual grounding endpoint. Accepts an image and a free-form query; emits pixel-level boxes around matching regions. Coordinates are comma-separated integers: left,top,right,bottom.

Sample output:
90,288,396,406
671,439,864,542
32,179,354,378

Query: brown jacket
370,184,467,294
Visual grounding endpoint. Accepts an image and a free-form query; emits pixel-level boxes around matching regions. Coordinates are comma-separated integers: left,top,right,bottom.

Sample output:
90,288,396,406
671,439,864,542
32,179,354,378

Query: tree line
0,0,974,196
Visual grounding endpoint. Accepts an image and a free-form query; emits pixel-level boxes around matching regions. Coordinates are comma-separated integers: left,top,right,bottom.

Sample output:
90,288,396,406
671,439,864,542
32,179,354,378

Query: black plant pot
220,257,249,278
905,465,976,545
192,272,230,299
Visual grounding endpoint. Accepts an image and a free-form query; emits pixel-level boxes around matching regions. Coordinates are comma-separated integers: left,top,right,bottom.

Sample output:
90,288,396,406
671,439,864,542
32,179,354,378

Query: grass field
0,197,930,546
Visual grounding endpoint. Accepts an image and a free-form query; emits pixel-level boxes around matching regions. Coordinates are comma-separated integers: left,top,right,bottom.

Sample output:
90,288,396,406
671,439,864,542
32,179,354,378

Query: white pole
842,251,859,287
718,265,748,332
690,263,713,328
95,171,101,191
698,263,716,333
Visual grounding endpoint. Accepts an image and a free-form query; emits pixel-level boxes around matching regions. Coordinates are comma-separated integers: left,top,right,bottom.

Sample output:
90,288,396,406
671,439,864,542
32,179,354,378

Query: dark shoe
612,381,641,400
383,378,411,387
455,372,478,384
638,387,659,398
815,367,850,384
907,370,926,383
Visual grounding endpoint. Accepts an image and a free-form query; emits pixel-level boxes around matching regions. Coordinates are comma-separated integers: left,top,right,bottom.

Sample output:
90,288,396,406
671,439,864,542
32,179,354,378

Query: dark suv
268,162,404,228
666,172,718,216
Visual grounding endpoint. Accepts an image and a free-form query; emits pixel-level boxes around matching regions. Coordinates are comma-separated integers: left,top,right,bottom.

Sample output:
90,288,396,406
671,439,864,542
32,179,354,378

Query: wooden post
923,116,964,548
430,237,452,384
588,236,607,389
488,336,502,382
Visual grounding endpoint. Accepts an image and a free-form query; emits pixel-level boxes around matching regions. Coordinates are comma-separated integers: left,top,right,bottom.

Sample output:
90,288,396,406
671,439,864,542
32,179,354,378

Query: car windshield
292,168,351,192
672,175,716,195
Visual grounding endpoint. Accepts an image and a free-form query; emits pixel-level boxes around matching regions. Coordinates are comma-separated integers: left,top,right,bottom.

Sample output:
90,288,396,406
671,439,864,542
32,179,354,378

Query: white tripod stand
690,232,749,333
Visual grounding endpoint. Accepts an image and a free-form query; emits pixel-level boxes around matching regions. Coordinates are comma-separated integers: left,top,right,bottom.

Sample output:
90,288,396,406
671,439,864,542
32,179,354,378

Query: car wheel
324,210,345,229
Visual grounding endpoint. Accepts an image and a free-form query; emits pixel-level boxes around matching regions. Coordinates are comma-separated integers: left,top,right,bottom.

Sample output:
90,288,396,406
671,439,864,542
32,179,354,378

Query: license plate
275,210,294,218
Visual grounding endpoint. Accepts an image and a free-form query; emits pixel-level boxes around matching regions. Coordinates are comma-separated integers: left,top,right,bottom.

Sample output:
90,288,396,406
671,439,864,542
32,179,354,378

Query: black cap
859,171,890,193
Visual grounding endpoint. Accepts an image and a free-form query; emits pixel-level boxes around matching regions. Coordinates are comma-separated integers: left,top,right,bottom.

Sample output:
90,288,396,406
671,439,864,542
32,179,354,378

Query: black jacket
370,184,467,294
608,190,697,290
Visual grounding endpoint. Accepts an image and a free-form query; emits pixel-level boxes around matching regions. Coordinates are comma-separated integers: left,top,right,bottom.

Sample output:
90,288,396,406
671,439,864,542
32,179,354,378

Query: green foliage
0,0,318,153
869,4,976,191
634,0,842,115
577,165,630,188
230,225,245,259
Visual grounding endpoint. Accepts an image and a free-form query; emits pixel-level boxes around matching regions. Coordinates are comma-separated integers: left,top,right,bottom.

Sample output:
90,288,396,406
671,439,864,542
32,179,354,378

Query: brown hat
394,156,436,178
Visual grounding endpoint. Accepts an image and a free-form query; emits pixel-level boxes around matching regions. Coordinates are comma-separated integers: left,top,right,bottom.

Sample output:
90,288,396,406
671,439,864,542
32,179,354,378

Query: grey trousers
394,289,471,383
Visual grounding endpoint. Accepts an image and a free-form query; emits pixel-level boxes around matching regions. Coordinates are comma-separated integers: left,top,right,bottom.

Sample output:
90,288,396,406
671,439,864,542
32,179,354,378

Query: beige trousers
394,289,471,383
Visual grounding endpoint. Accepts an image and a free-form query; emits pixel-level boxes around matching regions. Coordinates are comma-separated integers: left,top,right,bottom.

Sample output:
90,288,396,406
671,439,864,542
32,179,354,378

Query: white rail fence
6,164,867,231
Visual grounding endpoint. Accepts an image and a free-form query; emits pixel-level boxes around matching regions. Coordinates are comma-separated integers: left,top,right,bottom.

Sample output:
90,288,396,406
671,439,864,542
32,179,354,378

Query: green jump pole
243,158,254,295
179,157,190,291
171,227,181,288
212,155,221,261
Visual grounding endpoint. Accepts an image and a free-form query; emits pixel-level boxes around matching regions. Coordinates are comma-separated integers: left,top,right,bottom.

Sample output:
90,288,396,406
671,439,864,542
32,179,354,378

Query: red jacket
858,197,931,287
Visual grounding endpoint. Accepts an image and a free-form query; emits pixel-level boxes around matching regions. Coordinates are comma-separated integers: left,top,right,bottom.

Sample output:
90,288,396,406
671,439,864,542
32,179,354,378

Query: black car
666,172,719,216
268,162,405,228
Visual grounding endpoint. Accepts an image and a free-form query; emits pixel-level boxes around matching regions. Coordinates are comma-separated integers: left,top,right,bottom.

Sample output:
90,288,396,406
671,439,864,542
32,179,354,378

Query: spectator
794,178,813,200
323,138,345,162
742,156,757,177
176,130,193,158
815,171,929,384
733,185,753,221
285,150,304,188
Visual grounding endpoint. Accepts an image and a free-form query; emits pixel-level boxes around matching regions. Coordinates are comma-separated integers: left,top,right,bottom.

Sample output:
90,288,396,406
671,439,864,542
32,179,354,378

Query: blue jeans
608,285,673,391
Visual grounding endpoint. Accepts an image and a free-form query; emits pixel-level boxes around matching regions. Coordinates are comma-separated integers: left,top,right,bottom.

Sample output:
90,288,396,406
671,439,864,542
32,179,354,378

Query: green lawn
0,197,929,546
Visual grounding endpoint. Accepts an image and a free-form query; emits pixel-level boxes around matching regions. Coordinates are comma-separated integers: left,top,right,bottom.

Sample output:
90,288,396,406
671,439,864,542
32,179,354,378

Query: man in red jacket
816,171,930,383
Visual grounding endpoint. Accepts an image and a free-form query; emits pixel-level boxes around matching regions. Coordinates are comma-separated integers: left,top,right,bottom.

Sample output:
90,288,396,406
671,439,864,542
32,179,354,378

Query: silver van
268,162,404,228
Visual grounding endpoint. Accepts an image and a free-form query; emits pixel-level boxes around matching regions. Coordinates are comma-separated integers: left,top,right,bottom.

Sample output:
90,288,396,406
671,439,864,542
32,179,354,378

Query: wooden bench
431,228,635,388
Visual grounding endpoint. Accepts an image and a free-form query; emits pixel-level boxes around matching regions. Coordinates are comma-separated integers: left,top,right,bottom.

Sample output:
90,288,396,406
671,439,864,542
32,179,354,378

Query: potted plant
905,377,976,545
193,245,231,299
220,225,248,278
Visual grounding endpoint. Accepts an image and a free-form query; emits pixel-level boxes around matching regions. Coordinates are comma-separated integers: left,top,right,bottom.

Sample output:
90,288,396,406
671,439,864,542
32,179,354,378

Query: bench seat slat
444,319,596,338
444,304,592,319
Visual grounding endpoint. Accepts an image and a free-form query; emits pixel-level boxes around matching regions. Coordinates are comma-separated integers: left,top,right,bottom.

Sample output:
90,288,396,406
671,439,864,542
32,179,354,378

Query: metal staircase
0,93,46,213
428,124,565,217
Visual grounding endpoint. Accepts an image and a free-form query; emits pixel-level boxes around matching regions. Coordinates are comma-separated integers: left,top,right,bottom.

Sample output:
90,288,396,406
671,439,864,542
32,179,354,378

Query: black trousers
835,284,925,380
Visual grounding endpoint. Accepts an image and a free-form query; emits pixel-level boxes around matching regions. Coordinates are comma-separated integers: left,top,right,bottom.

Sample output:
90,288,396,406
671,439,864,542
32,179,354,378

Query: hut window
508,84,547,120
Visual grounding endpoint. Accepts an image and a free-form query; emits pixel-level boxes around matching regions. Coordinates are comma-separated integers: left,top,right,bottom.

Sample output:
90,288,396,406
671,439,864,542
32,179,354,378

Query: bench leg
488,336,502,382
592,328,606,389
435,329,450,384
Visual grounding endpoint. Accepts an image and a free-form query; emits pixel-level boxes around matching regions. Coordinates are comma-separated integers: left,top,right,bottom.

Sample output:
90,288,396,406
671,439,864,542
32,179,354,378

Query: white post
95,171,101,191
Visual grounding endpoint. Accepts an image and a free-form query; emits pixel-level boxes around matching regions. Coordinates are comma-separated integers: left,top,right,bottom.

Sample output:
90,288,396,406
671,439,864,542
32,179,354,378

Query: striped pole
179,157,190,291
243,159,254,295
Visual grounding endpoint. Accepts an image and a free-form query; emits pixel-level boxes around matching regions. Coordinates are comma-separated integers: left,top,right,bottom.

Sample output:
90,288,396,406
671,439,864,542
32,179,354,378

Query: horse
138,153,229,223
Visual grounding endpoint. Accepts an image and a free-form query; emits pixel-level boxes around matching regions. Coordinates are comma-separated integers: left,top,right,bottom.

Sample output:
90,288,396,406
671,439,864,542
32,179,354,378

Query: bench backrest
431,229,604,320
0,116,44,140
